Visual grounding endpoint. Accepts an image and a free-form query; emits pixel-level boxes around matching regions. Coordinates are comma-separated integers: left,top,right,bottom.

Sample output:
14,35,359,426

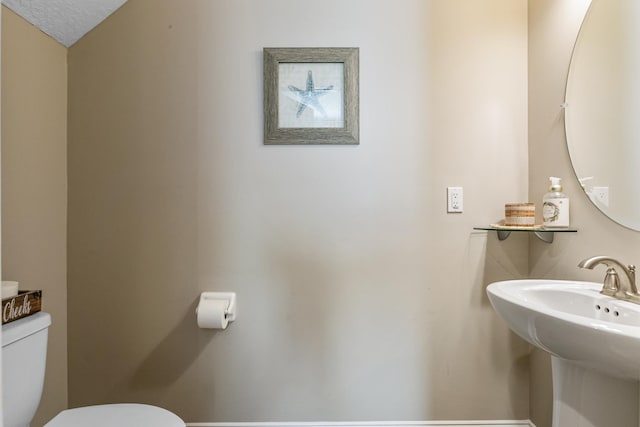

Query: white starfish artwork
287,70,334,118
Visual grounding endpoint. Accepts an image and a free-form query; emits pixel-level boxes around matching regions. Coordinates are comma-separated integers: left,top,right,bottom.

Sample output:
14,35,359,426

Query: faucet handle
627,264,636,281
628,265,637,293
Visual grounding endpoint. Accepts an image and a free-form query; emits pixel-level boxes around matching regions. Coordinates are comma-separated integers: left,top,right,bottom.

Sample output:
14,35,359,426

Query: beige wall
66,0,530,423
1,6,68,427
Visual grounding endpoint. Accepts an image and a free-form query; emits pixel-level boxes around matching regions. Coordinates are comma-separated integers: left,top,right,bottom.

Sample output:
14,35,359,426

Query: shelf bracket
476,227,572,244
534,231,554,243
496,229,553,243
496,230,511,241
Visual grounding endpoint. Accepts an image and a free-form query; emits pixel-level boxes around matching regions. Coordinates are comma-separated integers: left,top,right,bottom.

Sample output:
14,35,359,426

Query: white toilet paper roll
197,299,229,329
2,281,19,298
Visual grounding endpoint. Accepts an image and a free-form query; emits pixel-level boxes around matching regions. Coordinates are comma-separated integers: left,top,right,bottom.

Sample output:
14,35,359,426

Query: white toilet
2,312,185,427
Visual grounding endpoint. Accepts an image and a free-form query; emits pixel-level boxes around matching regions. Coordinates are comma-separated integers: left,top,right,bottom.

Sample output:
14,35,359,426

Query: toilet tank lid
2,312,51,347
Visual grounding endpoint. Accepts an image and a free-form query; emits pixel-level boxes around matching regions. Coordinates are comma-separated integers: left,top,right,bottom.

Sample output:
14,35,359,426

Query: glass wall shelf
473,226,577,243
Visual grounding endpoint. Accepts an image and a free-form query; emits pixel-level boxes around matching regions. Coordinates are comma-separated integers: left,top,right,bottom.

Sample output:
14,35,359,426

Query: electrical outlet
447,187,463,213
592,186,609,207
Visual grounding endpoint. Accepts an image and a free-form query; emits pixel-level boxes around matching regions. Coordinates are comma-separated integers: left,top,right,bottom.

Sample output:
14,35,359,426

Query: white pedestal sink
487,280,640,427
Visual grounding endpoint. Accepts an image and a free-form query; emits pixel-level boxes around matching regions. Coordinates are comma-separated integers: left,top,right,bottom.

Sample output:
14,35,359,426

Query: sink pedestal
552,357,638,427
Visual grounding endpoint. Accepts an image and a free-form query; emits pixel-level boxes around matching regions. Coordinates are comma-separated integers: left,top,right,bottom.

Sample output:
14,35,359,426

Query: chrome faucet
578,256,640,303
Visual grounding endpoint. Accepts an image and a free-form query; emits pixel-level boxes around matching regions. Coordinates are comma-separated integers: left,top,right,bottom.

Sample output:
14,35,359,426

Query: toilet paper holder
197,292,237,322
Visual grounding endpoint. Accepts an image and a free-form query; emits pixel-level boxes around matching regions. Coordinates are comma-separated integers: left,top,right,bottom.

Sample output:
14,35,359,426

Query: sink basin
488,279,640,427
487,279,640,381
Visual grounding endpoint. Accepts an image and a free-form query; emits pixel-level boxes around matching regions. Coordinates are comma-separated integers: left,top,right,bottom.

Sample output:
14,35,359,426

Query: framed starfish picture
263,48,359,145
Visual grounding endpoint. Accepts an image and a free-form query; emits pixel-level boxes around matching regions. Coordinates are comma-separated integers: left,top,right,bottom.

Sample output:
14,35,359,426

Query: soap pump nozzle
549,176,563,192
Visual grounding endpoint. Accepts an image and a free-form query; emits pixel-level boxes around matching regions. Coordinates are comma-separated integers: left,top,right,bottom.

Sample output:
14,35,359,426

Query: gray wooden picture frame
263,47,359,145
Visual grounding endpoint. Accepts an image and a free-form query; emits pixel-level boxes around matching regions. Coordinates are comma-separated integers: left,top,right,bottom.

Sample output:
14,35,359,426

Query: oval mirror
565,0,640,230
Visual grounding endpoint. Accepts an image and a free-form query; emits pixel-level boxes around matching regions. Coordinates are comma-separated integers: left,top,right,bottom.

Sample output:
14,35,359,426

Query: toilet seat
44,403,185,427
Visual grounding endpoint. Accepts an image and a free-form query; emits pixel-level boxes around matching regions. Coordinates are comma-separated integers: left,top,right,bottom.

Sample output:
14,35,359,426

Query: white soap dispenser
543,177,570,227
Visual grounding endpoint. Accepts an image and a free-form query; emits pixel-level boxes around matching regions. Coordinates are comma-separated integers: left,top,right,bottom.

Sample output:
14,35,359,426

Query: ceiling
2,0,128,47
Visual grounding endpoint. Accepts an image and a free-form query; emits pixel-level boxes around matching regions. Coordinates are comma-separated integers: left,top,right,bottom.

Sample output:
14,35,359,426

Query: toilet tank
2,312,51,427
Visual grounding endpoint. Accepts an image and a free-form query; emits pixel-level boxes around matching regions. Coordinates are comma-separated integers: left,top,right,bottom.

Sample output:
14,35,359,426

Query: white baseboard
187,421,536,427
